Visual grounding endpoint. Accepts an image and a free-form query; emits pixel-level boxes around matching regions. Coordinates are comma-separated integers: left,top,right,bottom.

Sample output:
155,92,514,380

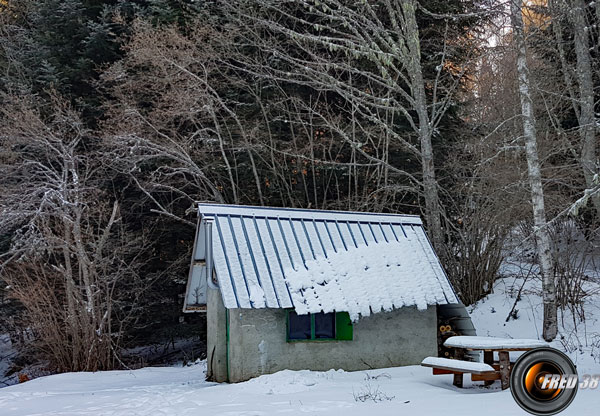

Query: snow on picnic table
421,357,495,373
443,336,548,350
0,363,598,416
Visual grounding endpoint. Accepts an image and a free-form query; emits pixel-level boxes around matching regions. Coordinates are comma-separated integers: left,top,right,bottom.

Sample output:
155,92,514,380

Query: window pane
314,312,335,339
288,311,311,340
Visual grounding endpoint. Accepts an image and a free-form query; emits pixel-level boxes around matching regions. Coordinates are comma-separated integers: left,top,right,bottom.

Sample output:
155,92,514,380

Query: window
286,310,353,341
314,312,335,339
288,311,311,340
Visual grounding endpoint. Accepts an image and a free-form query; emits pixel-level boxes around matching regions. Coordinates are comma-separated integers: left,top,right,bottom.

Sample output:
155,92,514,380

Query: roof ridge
196,202,422,224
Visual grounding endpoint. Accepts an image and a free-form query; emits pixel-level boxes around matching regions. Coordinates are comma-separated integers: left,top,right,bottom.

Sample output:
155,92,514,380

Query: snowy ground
0,334,16,387
470,277,600,375
1,276,599,415
0,360,598,416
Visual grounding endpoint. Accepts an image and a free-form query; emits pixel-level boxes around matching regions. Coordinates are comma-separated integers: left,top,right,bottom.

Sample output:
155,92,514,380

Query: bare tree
102,16,421,216
549,0,600,219
223,0,489,250
102,22,268,218
510,0,557,341
0,94,150,371
569,0,599,217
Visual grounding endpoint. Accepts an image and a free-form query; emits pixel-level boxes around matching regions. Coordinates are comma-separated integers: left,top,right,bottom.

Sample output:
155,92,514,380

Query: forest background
0,0,599,380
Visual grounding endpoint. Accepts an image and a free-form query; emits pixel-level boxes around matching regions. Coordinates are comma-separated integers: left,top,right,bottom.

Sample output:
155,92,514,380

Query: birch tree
510,0,557,341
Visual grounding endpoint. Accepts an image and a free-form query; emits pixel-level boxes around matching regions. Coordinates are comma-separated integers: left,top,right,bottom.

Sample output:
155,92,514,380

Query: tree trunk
596,2,600,54
571,0,600,217
549,0,579,119
510,0,557,341
401,0,444,251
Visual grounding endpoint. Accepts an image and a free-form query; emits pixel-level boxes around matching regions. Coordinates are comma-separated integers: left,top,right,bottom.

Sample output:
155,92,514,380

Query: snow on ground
0,360,598,416
0,334,16,387
470,276,600,375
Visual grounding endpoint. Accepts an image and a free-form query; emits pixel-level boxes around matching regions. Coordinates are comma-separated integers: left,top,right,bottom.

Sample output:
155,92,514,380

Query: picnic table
422,335,547,390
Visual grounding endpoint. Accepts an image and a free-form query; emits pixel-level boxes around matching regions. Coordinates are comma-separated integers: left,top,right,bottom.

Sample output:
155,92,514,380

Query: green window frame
286,310,353,341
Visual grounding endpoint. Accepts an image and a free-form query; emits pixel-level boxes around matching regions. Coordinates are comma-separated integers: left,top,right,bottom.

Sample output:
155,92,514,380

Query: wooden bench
421,357,497,388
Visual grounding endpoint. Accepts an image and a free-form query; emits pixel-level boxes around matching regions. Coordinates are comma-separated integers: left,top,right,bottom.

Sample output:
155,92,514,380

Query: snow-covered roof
193,203,458,320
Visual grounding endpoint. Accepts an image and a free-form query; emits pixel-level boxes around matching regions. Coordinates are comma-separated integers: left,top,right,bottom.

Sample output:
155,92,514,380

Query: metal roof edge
194,202,423,225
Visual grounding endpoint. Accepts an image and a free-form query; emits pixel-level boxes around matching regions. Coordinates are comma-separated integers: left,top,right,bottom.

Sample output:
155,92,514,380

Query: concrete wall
206,287,227,381
208,295,437,382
